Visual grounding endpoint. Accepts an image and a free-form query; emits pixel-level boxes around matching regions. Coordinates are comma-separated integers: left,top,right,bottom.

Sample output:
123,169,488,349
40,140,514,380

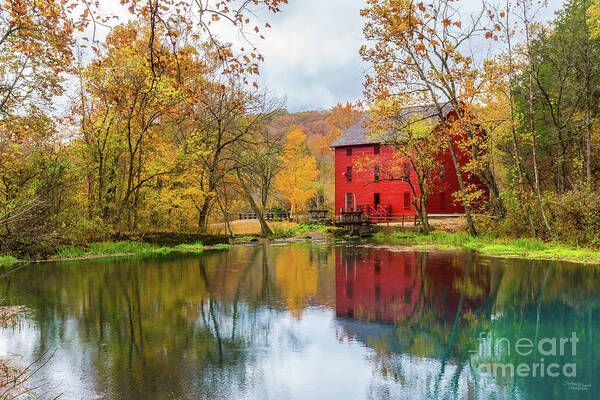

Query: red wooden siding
335,143,483,216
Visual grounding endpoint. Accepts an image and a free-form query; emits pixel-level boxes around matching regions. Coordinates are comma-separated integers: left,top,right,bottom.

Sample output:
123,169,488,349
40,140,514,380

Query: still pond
0,243,599,399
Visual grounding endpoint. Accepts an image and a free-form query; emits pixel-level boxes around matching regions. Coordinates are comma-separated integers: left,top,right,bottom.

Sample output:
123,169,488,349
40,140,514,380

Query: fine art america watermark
473,331,581,379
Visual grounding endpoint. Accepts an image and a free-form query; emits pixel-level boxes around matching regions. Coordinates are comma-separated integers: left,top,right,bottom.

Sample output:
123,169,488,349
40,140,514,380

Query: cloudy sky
83,0,565,113
255,0,367,112
251,0,564,112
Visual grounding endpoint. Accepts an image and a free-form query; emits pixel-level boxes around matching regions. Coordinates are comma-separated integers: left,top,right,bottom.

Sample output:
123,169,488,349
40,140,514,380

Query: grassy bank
2,223,334,262
230,224,334,242
371,231,600,264
0,256,18,266
42,241,230,262
272,224,331,239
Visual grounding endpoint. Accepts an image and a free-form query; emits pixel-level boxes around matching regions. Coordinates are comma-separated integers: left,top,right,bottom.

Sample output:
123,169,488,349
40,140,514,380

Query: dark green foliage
512,0,600,193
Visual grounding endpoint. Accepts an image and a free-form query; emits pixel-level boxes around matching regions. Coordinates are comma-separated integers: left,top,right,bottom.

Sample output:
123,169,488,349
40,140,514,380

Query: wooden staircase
360,204,391,222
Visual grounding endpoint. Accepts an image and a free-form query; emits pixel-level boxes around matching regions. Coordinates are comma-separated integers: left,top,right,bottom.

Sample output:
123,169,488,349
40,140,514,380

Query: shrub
474,187,600,248
548,186,600,247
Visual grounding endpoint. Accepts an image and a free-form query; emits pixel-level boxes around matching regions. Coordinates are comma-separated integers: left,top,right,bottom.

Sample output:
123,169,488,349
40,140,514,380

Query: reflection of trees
367,251,490,398
0,243,337,399
4,245,600,399
275,245,319,319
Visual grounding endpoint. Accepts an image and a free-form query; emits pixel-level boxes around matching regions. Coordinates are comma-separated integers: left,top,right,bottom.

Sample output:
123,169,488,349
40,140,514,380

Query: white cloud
256,0,368,111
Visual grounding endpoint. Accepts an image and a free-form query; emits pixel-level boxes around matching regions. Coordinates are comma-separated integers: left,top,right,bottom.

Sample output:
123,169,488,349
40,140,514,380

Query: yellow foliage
275,246,319,319
275,129,319,215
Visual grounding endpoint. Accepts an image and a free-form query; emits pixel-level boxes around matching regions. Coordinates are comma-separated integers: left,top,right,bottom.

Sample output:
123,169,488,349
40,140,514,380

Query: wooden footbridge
336,205,461,235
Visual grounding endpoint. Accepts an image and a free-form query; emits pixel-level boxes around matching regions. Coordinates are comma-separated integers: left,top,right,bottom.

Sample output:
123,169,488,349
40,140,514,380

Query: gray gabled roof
330,103,454,148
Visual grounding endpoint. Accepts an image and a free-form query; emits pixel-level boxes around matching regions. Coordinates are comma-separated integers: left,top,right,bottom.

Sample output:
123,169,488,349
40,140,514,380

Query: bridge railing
307,208,329,222
238,212,290,221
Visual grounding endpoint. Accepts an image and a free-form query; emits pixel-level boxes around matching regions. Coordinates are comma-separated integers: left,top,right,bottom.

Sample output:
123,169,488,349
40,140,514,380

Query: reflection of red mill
335,248,490,325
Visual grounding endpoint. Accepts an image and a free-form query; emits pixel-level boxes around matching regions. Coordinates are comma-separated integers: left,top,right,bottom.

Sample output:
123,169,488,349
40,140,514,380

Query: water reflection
335,247,600,399
0,244,598,399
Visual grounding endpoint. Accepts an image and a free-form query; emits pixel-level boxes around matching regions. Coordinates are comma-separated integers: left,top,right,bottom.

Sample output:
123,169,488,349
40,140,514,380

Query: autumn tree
522,0,600,189
360,0,510,236
0,0,80,116
83,0,287,89
361,111,446,233
230,96,284,238
180,69,279,230
75,22,185,228
275,129,319,220
482,0,538,238
0,0,83,254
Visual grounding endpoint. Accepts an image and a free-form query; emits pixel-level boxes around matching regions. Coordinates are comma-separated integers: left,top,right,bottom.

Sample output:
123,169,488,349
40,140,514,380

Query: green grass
372,231,600,264
233,236,258,242
174,242,205,250
273,224,329,239
0,255,18,267
55,241,161,258
52,240,231,261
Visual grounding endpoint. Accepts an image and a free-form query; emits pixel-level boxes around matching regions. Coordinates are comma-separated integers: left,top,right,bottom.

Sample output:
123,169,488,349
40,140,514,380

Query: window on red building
404,163,410,178
404,191,411,210
440,163,446,180
374,165,380,181
347,148,352,156
345,193,352,211
346,166,352,182
374,144,380,154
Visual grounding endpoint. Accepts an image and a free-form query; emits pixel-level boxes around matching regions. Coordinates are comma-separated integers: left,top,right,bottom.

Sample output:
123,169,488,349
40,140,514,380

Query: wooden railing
337,207,463,227
308,208,329,221
360,204,392,222
336,210,370,227
238,212,290,221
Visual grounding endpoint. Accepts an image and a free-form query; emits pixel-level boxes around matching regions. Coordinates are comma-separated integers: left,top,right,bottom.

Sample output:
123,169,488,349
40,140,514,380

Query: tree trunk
585,108,593,185
416,197,431,234
446,135,477,237
217,196,234,237
556,130,568,192
477,167,505,218
197,197,212,232
527,55,555,240
510,128,537,238
414,179,431,234
236,169,273,238
505,2,536,238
